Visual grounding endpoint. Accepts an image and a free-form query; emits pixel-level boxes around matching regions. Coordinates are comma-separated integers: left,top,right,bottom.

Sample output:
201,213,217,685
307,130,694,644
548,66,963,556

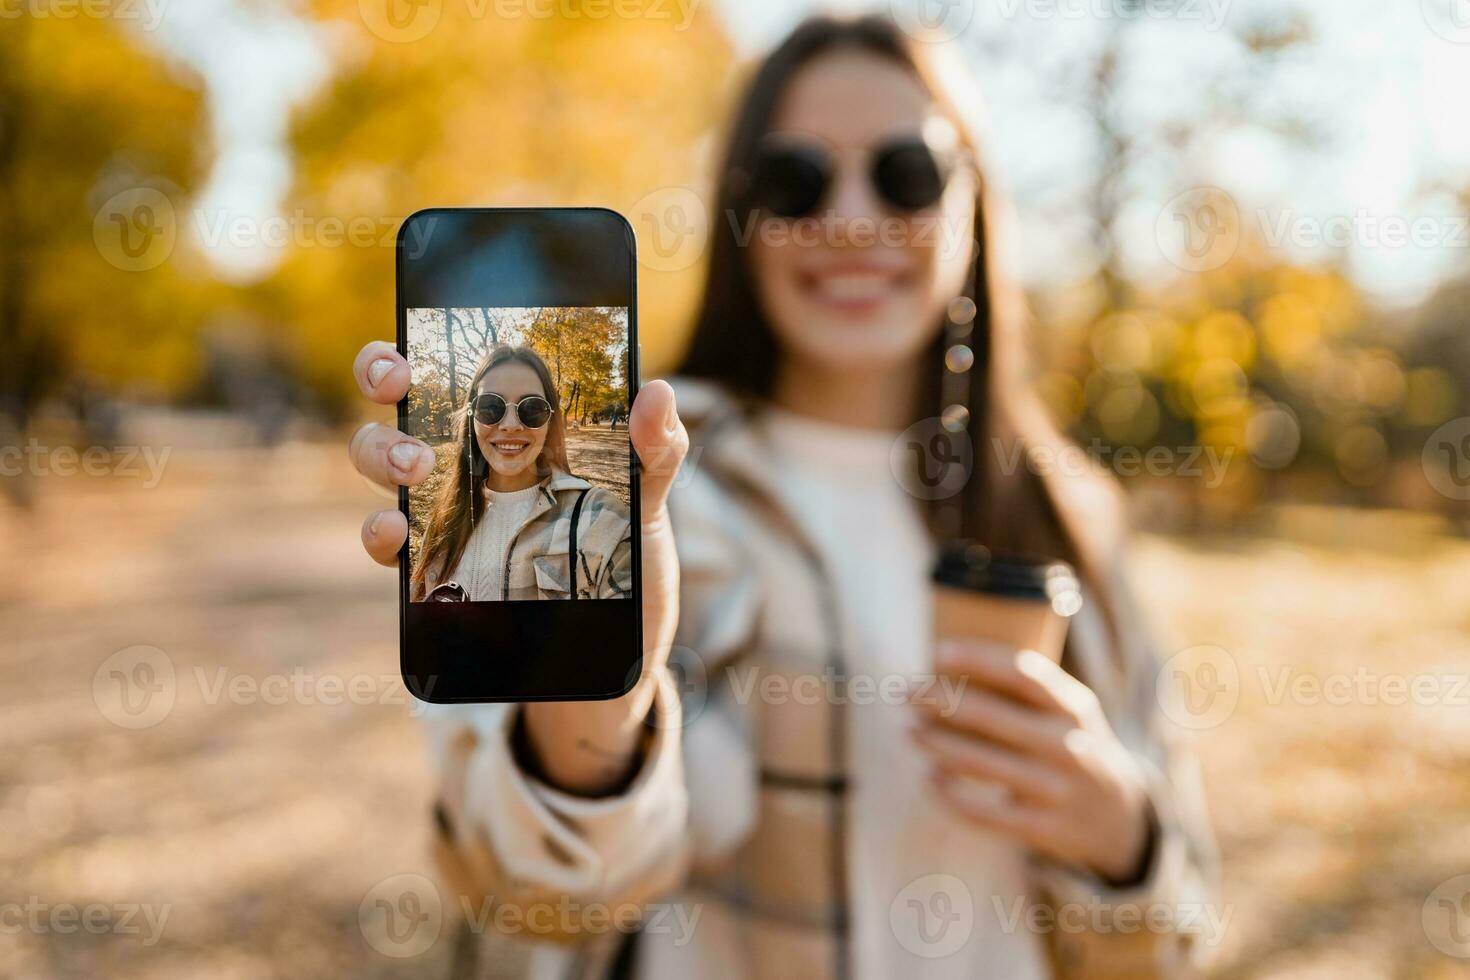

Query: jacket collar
544,468,592,495
667,377,772,495
482,469,591,528
667,376,833,565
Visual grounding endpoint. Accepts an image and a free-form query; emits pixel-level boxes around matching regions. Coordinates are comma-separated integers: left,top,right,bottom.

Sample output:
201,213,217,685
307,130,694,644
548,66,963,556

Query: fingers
936,641,1102,723
914,682,1073,759
930,769,1053,847
910,722,1067,804
353,341,411,405
628,380,688,523
361,509,408,566
349,421,435,489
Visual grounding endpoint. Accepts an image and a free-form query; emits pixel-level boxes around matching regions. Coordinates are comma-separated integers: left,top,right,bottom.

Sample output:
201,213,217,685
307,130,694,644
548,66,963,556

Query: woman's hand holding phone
351,340,690,796
908,641,1153,884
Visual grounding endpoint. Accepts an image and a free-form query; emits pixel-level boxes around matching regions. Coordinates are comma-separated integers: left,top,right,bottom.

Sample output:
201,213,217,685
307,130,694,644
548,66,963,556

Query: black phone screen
396,208,641,703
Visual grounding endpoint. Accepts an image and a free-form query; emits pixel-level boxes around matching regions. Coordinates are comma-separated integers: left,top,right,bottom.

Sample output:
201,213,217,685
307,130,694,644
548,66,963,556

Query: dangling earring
465,405,488,478
934,255,982,539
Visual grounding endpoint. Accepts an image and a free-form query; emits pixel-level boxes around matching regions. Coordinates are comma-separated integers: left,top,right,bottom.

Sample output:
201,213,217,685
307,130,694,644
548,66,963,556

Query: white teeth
815,273,890,302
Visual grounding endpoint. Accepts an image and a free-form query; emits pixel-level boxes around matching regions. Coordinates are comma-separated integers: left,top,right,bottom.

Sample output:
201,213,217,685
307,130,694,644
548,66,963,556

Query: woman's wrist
1089,797,1157,887
520,686,655,796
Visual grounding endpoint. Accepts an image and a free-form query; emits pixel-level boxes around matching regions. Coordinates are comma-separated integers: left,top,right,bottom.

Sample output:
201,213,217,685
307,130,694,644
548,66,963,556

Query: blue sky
144,0,1470,306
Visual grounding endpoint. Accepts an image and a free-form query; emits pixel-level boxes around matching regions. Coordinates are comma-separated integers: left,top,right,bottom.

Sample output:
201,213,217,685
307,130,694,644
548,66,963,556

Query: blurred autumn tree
264,1,733,419
991,8,1469,526
1035,226,1468,526
520,306,626,421
0,14,210,433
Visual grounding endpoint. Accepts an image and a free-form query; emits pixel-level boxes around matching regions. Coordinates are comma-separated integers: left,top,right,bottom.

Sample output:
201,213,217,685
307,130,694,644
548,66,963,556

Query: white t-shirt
450,484,542,601
760,406,1047,980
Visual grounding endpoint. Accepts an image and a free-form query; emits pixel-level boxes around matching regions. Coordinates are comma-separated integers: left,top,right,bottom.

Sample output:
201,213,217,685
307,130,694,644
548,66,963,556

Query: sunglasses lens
517,397,552,429
873,140,946,212
473,394,506,425
749,146,829,218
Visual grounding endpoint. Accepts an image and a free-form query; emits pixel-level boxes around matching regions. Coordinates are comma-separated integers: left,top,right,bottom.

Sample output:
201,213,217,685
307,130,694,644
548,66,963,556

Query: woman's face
472,361,550,481
748,49,977,376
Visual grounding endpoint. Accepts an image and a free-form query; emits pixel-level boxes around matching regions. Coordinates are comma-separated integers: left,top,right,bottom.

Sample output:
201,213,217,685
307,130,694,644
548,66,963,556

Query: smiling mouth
490,440,530,458
797,267,913,311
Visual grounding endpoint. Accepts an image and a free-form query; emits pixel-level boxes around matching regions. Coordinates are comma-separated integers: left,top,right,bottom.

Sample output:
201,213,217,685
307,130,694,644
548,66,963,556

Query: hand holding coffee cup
909,544,1154,883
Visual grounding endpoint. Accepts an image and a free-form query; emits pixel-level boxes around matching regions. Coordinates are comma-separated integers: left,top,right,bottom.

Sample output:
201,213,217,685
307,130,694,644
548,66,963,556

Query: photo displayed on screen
405,306,633,603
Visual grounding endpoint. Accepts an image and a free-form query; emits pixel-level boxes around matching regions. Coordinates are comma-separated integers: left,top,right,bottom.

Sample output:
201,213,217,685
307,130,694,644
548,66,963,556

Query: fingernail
389,442,423,472
367,358,394,387
663,388,679,434
367,512,382,536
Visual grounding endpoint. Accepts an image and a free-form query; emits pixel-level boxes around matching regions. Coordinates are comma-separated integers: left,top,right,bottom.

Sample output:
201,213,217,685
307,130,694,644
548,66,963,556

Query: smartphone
396,208,641,703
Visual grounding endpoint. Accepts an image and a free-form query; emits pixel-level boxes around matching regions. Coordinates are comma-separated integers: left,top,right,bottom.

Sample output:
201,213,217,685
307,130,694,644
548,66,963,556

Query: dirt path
564,424,631,504
3,444,1469,978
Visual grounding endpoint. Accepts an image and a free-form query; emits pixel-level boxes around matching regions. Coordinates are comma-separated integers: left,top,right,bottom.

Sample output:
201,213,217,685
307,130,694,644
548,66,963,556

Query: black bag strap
566,487,592,599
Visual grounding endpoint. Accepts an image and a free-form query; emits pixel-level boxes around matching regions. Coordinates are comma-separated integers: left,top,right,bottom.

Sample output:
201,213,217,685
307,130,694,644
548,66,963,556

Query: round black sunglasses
740,135,966,218
470,392,553,429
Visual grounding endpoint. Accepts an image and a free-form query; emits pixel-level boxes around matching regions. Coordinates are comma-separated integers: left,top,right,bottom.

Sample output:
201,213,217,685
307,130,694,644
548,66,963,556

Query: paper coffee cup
931,544,1082,664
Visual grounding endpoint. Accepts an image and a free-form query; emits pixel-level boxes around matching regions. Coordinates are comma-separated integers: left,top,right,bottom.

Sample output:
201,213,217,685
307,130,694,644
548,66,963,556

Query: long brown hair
678,14,1127,650
411,345,570,599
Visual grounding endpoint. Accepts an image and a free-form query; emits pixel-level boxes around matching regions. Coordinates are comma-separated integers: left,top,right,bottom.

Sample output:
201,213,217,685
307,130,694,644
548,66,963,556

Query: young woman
350,15,1215,980
411,344,633,602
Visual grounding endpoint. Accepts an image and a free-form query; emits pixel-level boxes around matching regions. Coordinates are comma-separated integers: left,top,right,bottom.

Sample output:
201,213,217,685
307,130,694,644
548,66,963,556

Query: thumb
628,379,688,520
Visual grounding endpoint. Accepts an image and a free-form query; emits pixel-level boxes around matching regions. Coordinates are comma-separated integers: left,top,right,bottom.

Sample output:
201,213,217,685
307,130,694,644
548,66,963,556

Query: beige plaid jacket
425,378,1218,980
423,470,633,601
